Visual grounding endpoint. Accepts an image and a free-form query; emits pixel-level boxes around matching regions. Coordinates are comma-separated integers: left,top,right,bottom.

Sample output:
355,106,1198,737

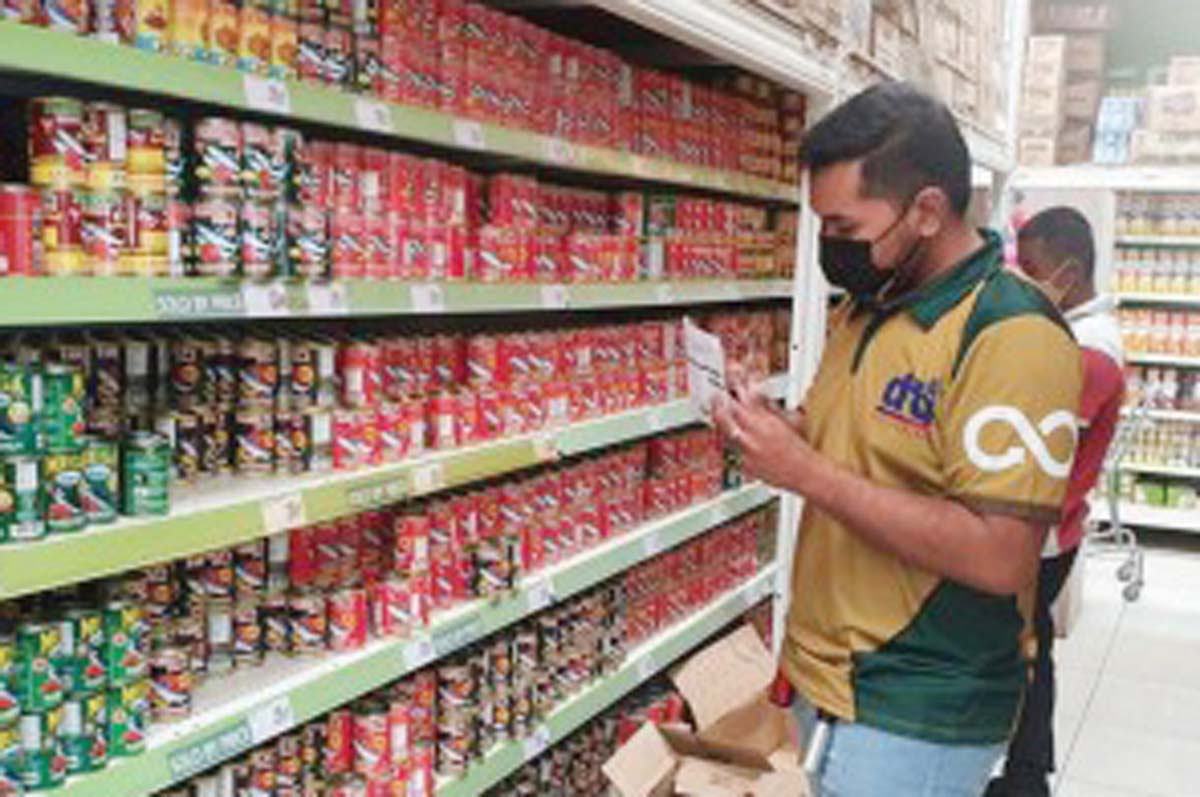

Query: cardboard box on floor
603,626,811,797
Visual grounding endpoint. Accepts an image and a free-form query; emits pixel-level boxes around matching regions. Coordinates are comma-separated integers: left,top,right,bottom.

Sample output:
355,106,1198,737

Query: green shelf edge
0,399,706,599
39,487,776,797
0,23,799,204
0,277,792,327
437,565,780,797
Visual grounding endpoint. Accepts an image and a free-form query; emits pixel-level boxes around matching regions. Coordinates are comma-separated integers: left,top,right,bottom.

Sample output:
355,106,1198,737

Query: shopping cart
1088,395,1149,602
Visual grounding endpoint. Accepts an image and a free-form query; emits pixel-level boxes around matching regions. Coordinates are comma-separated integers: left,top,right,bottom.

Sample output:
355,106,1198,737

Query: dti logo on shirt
877,373,940,434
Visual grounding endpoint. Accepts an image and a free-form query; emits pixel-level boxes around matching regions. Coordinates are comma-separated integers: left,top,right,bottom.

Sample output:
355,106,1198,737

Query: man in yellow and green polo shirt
714,82,1082,796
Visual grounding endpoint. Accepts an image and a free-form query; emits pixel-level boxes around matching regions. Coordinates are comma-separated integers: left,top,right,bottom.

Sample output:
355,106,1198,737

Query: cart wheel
1117,561,1135,582
1123,583,1142,603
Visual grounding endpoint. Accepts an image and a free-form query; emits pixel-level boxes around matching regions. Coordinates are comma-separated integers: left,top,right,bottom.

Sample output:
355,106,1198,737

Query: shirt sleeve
937,315,1083,523
1079,348,1125,426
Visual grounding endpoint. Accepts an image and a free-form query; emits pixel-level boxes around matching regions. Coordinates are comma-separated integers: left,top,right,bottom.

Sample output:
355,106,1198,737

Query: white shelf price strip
261,493,306,534
354,98,394,133
522,726,552,761
242,75,291,114
247,696,296,744
452,119,487,150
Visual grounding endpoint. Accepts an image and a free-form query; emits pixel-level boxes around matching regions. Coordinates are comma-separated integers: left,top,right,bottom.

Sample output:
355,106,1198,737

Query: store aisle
1054,540,1200,796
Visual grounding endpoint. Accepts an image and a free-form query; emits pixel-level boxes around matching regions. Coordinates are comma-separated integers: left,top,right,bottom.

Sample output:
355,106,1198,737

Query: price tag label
243,75,292,115
167,723,253,780
708,504,729,529
306,282,348,315
641,530,662,558
452,119,487,150
533,433,558,462
241,282,290,317
405,636,436,670
655,283,674,304
631,156,651,178
523,725,552,761
543,137,575,164
412,463,445,496
247,695,295,743
540,284,569,309
355,98,394,133
262,493,306,534
432,613,483,656
646,408,665,434
346,478,407,510
526,576,556,612
635,654,656,682
410,284,446,313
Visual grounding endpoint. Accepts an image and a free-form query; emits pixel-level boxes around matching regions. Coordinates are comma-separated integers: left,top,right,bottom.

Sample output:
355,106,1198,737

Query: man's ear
911,186,948,238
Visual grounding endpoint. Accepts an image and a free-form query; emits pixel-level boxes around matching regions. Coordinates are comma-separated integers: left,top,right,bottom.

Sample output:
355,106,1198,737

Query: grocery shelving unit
0,0,1026,793
1011,166,1200,534
0,397,787,600
45,492,776,797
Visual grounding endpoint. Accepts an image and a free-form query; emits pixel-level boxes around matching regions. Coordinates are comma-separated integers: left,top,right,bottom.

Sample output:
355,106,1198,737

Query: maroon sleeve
1079,349,1125,427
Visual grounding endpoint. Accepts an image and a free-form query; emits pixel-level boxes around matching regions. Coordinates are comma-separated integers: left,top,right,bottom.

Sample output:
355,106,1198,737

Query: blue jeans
793,703,1004,797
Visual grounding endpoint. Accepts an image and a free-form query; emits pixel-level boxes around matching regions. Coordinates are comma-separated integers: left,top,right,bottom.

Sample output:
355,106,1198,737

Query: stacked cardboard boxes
1018,3,1113,166
1018,33,1108,166
1130,58,1200,165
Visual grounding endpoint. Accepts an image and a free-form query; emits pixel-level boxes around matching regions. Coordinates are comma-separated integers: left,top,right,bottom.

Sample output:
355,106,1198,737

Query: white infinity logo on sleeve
963,405,1077,479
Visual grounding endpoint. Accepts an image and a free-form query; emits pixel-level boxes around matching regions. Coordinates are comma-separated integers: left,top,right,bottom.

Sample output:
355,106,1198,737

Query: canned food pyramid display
0,308,787,545
0,96,799,282
2,1,804,186
139,507,769,797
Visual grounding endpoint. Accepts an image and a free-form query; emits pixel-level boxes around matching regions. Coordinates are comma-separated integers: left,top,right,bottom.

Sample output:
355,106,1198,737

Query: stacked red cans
624,512,762,646
14,0,806,182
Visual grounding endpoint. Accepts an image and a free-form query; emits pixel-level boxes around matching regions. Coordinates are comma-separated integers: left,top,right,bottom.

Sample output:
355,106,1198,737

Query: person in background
986,207,1126,797
712,81,1082,797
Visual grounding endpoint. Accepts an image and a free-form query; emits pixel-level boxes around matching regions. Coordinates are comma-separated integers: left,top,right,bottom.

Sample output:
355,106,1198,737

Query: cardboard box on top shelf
603,625,811,797
1019,83,1064,134
1026,35,1068,76
931,5,962,66
953,74,979,119
1065,35,1106,76
1035,3,1114,33
871,10,904,77
1168,56,1200,87
1147,85,1200,133
1064,79,1103,121
1018,137,1057,168
1056,121,1094,164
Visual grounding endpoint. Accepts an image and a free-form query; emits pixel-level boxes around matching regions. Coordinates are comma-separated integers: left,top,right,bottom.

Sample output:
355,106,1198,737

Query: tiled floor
1051,536,1200,796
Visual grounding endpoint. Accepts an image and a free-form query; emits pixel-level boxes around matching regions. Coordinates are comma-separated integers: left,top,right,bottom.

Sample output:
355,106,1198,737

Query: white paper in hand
684,317,727,423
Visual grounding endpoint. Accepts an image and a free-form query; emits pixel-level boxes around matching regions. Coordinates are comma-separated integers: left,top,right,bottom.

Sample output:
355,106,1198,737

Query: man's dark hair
1018,206,1096,279
799,82,971,216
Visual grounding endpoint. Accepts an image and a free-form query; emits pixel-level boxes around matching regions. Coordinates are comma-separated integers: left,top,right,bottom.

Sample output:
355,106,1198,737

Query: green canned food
0,723,20,776
0,458,45,543
80,439,119,525
16,713,66,790
120,432,170,517
44,452,86,534
0,686,17,729
105,680,148,757
102,603,147,687
40,364,85,455
13,624,65,713
60,696,107,774
63,609,106,697
0,362,39,456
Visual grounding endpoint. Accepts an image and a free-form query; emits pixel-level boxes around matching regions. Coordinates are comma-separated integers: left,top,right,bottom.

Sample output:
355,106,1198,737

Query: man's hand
713,388,815,491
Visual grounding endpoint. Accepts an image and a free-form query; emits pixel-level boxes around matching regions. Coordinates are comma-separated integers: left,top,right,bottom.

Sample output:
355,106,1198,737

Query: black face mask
819,205,925,303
